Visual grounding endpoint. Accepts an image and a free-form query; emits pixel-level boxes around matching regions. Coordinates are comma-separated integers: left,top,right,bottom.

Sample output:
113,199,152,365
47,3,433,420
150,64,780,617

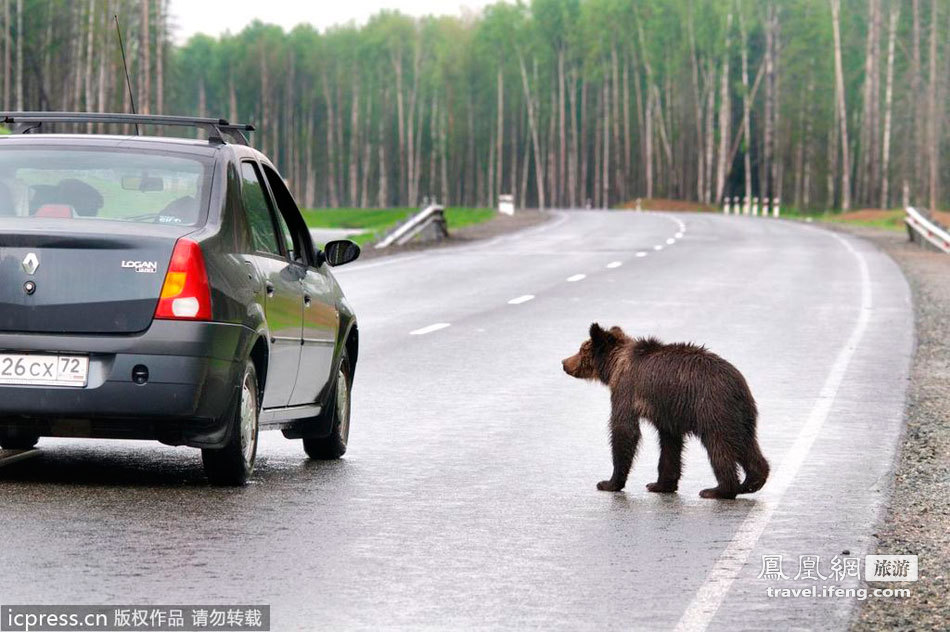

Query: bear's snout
562,356,579,376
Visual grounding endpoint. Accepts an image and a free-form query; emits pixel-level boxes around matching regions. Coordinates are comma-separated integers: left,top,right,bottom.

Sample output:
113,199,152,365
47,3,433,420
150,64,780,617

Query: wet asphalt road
0,211,913,630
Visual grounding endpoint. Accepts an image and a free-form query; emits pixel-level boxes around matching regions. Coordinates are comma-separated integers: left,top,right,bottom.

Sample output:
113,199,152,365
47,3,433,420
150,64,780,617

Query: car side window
261,164,311,266
239,162,280,256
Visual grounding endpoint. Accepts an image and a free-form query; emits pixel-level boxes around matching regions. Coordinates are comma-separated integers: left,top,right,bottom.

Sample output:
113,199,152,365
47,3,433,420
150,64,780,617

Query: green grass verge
780,208,906,232
302,207,495,245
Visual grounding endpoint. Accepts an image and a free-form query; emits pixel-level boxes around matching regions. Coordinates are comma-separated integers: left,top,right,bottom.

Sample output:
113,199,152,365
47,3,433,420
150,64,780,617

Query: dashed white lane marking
566,274,586,282
666,238,676,245
676,232,684,239
653,245,664,251
606,261,623,268
674,232,873,632
635,252,648,258
409,323,451,336
508,295,535,305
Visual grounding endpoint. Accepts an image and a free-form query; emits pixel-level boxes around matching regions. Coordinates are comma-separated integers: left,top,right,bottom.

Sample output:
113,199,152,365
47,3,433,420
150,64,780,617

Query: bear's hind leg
738,441,770,494
647,430,683,493
699,434,740,499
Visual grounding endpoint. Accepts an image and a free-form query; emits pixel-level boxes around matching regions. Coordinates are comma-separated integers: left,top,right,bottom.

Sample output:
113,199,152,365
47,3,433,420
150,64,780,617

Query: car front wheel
202,360,260,486
303,351,351,460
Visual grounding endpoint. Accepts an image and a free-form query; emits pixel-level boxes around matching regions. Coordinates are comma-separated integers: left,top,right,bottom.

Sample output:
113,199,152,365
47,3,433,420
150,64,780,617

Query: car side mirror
323,239,360,267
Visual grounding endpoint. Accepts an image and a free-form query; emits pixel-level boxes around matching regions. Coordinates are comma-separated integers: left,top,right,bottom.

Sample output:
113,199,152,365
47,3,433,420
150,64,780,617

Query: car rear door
260,164,339,407
238,160,303,409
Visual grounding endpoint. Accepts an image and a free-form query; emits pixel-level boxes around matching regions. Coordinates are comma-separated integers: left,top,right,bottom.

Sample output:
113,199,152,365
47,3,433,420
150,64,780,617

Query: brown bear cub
562,324,769,499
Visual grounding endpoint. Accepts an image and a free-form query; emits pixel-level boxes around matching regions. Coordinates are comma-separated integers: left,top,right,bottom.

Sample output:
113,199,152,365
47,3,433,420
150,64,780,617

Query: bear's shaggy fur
562,323,769,499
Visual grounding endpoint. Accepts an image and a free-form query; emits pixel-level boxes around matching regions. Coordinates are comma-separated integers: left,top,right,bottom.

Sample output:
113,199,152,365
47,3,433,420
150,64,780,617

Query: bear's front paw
646,481,677,493
597,480,623,492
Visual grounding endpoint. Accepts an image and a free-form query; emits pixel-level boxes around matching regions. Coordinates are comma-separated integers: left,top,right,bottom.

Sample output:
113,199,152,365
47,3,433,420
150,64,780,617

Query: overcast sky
167,0,502,44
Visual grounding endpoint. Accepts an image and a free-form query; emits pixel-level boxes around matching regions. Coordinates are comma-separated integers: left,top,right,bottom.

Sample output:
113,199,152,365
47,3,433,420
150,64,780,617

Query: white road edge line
409,323,451,336
508,294,535,305
674,232,873,632
566,274,587,282
606,261,623,269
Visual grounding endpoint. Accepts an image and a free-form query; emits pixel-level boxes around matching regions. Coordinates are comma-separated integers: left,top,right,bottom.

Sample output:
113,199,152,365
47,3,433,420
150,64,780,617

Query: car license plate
0,354,89,387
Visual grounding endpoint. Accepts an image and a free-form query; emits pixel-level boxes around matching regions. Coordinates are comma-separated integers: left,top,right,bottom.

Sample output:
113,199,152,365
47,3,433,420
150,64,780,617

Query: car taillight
154,239,212,320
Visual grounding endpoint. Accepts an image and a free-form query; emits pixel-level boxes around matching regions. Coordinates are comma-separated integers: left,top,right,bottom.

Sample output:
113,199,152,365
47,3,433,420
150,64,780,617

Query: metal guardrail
905,206,950,254
375,204,448,249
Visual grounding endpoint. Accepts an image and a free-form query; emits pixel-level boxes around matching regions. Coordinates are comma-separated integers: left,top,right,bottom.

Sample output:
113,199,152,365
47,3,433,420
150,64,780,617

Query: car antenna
113,13,140,136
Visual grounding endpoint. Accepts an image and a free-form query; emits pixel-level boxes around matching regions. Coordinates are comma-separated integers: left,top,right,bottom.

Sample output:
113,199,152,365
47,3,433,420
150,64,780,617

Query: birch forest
0,0,947,212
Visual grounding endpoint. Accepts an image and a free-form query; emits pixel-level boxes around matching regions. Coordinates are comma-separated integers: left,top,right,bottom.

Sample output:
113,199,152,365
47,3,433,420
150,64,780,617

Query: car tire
202,360,260,486
303,351,351,460
0,432,39,450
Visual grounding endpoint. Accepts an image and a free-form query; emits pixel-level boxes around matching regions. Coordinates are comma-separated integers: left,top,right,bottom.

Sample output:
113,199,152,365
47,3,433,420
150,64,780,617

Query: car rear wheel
303,352,351,460
202,360,260,486
0,432,39,450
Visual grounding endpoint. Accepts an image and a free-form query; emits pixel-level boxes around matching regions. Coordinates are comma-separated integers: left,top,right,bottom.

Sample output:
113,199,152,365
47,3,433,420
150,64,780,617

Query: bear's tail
739,442,770,494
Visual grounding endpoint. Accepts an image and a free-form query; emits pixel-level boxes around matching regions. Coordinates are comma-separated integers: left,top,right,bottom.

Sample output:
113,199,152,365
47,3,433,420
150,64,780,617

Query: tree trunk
580,79,589,204
715,11,733,202
636,16,655,199
349,82,360,206
14,0,21,110
440,101,449,204
611,46,623,203
517,49,545,210
82,0,95,117
3,0,9,110
622,52,632,199
497,66,504,201
558,48,566,205
763,1,776,203
739,7,753,206
392,50,405,205
378,89,388,208
156,0,164,113
688,5,704,202
704,60,715,204
830,0,852,210
568,67,579,206
880,1,900,208
321,72,339,208
593,86,602,207
911,0,923,199
928,0,938,211
603,79,611,208
139,0,150,113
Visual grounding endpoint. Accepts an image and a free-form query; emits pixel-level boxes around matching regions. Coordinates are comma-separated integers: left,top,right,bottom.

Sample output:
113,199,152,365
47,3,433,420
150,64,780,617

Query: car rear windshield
0,147,213,226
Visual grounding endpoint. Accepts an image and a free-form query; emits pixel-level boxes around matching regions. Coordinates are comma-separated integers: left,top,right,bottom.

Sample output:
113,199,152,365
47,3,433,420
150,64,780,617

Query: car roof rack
0,112,255,146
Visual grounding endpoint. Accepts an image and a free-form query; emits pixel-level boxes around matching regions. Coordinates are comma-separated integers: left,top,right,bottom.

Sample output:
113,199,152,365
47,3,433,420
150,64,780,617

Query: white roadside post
498,193,515,216
743,196,750,215
752,197,759,216
773,197,780,218
723,197,730,214
763,197,770,217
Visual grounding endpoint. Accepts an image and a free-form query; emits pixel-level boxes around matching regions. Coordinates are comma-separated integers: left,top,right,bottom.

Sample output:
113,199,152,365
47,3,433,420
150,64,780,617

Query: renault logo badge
22,252,39,275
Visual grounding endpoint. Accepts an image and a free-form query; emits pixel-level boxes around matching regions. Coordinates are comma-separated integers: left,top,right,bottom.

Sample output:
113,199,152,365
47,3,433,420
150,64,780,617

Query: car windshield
0,147,212,226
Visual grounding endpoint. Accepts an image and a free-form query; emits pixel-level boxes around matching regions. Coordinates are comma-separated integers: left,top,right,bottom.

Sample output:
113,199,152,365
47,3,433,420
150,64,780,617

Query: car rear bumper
0,320,253,448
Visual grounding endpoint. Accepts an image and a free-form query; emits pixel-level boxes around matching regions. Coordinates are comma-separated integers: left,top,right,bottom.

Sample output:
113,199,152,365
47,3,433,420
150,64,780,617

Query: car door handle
265,283,275,297
304,295,312,307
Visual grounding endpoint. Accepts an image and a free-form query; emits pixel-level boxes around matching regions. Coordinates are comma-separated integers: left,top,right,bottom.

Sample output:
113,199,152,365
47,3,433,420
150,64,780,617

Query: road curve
0,210,912,630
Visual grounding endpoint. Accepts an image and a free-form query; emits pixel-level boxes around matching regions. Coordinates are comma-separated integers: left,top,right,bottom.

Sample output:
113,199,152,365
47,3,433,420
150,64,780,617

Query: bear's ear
609,326,627,340
589,322,616,348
